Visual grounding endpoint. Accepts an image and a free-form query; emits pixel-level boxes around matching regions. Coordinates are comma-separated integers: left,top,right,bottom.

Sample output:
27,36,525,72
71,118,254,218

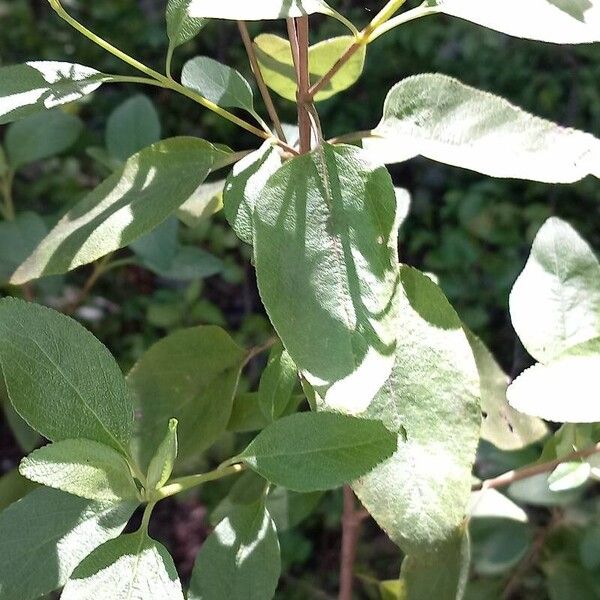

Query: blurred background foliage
1,1,600,598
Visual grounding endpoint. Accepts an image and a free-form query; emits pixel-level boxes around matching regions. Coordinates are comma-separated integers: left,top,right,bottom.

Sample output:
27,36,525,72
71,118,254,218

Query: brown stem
237,21,287,143
339,486,368,600
473,441,600,491
65,254,112,315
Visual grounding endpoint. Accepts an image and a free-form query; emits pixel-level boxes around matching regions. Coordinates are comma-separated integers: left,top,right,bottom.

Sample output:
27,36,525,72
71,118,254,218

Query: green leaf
127,326,246,471
62,532,184,600
182,56,255,113
227,392,271,433
347,267,480,598
430,0,600,43
510,217,600,363
2,388,42,452
11,137,224,284
0,468,37,512
466,330,547,450
508,473,583,506
365,74,600,183
469,488,528,523
254,143,399,411
0,61,111,125
265,486,322,532
0,212,47,284
5,109,82,170
146,419,178,490
167,0,207,53
0,487,136,600
239,412,397,492
258,342,297,421
507,337,600,423
178,179,225,228
19,439,140,502
254,34,365,102
106,94,161,162
189,500,280,600
547,461,590,492
224,142,281,246
0,298,134,454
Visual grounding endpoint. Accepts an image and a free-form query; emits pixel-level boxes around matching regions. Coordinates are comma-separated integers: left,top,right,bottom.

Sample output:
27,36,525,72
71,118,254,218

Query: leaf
5,109,82,170
0,298,133,454
150,246,224,281
430,0,600,44
0,212,47,284
258,342,297,421
265,486,322,532
508,473,583,506
0,468,37,512
0,61,111,125
167,0,207,53
188,500,280,600
62,532,184,600
182,56,255,113
11,137,224,284
510,217,600,363
178,179,225,228
224,142,282,246
227,392,271,433
188,0,335,20
106,94,161,162
348,267,480,597
547,461,590,492
365,74,600,184
239,412,397,492
507,337,600,423
466,330,547,450
254,34,366,102
19,439,140,503
468,489,528,523
146,419,178,490
3,399,42,452
127,326,246,471
254,143,399,411
0,487,136,600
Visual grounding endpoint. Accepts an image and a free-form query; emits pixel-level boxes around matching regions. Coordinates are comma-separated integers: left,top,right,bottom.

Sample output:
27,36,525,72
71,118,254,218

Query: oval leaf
365,74,600,183
167,0,207,52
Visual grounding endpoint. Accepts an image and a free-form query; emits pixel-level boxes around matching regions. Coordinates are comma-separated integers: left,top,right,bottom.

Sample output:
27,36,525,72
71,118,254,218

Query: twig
339,486,369,600
243,336,279,367
237,21,287,143
473,441,600,491
65,254,113,315
295,16,312,153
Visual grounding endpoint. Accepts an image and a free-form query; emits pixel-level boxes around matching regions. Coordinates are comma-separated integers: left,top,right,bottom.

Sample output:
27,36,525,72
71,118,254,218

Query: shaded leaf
258,342,297,421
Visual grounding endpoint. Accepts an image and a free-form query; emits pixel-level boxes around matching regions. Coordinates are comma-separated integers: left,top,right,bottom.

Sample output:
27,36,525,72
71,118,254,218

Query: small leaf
469,488,528,523
365,74,600,183
147,419,178,490
254,34,365,102
19,439,140,503
254,144,400,411
131,217,179,273
0,468,37,512
182,56,255,113
188,500,280,600
105,94,161,162
240,412,397,492
178,179,225,228
127,326,246,471
3,399,42,453
227,392,271,433
0,487,136,600
507,337,600,423
5,109,82,170
510,217,600,363
548,462,590,492
0,298,133,454
0,61,111,125
62,532,184,600
223,142,282,246
258,342,297,421
167,0,207,53
431,0,600,44
11,137,224,284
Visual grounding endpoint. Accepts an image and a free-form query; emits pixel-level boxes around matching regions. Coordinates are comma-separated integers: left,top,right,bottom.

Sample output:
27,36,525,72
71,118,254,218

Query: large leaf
0,298,133,454
430,0,600,44
189,500,280,600
350,267,480,598
0,487,136,600
11,137,224,284
62,532,184,600
20,439,140,502
254,143,399,411
127,326,246,471
106,94,161,162
167,0,207,54
507,337,600,423
365,74,600,184
239,412,397,492
0,61,111,125
224,142,282,245
466,330,547,450
5,109,82,170
254,34,366,102
510,217,600,363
